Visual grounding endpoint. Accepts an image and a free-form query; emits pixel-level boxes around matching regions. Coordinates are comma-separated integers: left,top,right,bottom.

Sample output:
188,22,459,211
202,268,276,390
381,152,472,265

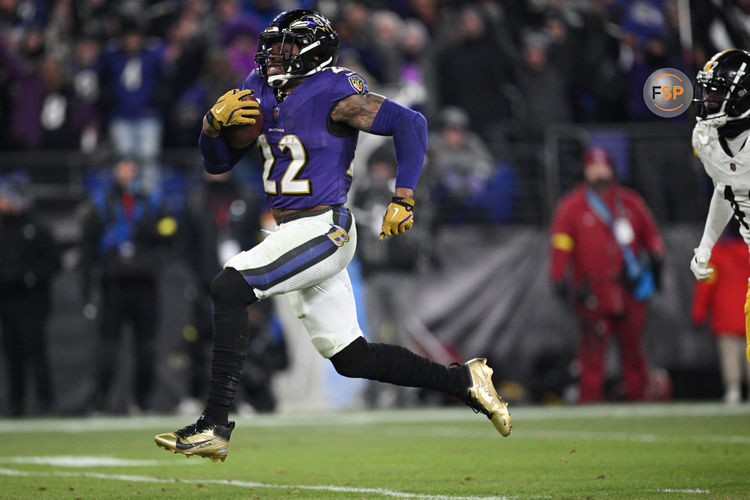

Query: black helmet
693,49,750,123
254,9,339,88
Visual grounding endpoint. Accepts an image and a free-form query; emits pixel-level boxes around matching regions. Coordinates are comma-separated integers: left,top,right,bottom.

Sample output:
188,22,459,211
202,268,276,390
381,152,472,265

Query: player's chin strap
698,114,728,128
267,41,333,88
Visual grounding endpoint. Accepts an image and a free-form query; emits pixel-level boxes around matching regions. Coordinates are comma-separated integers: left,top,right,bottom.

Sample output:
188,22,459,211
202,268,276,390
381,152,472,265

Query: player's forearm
698,187,734,251
199,129,248,174
369,99,427,191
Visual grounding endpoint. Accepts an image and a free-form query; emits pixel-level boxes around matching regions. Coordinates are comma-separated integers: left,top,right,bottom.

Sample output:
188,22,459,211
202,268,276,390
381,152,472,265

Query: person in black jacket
351,145,435,407
0,171,60,416
79,156,169,413
179,170,285,414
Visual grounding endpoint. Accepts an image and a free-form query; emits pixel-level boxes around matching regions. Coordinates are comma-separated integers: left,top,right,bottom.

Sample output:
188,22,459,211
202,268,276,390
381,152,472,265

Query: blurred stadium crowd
1,0,750,416
1,0,747,221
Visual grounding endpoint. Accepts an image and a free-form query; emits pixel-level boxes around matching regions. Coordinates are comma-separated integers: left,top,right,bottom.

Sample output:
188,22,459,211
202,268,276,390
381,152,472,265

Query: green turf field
0,403,748,499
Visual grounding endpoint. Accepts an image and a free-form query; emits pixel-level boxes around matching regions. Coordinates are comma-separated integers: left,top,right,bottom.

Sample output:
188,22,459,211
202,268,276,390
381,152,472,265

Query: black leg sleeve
203,267,257,425
329,337,471,399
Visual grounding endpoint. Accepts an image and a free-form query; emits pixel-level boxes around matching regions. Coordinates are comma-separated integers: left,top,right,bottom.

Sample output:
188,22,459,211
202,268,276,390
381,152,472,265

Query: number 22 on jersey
257,134,311,195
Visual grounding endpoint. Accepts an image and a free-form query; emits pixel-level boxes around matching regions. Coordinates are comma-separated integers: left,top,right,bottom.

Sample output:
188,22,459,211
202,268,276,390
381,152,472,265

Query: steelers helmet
693,49,750,123
254,9,339,88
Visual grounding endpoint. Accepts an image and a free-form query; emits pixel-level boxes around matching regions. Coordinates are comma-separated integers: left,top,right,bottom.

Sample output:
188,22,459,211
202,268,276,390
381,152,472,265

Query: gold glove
205,89,260,131
379,197,414,241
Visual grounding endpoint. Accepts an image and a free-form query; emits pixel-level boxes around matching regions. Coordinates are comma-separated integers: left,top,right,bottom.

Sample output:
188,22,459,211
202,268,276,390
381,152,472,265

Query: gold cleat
154,418,235,462
464,358,512,436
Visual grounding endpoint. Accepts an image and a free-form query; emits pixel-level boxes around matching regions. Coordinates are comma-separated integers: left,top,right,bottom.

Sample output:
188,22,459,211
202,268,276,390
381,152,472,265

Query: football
222,94,263,148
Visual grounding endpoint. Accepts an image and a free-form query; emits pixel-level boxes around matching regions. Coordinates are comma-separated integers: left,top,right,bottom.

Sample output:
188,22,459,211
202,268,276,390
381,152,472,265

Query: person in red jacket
549,147,665,402
691,222,750,404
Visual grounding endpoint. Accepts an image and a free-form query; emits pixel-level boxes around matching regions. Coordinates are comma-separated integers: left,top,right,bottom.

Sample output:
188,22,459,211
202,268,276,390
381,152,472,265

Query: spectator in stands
516,31,572,140
217,0,262,83
79,156,172,413
691,222,750,404
549,146,665,402
704,0,750,52
179,170,283,413
0,35,97,150
426,106,494,224
436,6,512,142
398,19,437,118
371,10,404,86
69,34,103,154
44,0,76,52
0,0,46,35
542,10,577,74
352,144,434,407
73,0,119,42
162,14,207,101
575,4,627,122
98,23,166,192
336,2,386,84
617,0,689,121
163,47,237,149
161,14,210,148
0,171,60,416
542,11,578,112
404,0,446,37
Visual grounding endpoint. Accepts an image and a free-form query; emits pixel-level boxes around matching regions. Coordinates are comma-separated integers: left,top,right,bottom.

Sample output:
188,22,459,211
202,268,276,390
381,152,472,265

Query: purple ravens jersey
242,67,368,210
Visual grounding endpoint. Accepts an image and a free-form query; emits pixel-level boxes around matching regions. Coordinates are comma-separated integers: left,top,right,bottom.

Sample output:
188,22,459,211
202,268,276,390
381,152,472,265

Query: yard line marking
0,456,167,467
364,426,750,444
1,403,749,434
655,489,710,494
0,467,32,476
0,468,509,500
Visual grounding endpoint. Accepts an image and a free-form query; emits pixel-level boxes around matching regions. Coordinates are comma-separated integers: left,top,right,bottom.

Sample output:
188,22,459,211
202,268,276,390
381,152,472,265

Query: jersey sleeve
325,68,369,106
698,185,734,253
691,122,708,161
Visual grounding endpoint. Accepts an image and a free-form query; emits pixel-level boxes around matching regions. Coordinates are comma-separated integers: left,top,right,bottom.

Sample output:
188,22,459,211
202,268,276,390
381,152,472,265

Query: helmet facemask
254,12,339,89
693,61,750,126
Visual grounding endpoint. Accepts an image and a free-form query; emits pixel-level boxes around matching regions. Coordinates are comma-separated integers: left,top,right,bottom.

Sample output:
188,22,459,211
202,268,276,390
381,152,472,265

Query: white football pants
224,206,363,358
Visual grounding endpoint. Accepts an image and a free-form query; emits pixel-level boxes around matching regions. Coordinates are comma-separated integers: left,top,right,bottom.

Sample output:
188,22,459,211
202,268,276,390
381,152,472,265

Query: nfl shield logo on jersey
731,162,737,171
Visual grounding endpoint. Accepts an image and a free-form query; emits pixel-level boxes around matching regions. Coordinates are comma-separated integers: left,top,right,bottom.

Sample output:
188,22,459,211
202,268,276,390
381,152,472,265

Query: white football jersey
692,122,750,189
693,122,750,234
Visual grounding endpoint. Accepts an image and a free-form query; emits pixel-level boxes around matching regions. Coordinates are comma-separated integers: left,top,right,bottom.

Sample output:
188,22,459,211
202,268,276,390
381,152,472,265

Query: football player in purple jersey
155,9,510,461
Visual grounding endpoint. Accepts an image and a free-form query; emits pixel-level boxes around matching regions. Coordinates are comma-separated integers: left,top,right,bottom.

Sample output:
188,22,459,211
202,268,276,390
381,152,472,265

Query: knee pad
330,337,376,378
210,267,258,312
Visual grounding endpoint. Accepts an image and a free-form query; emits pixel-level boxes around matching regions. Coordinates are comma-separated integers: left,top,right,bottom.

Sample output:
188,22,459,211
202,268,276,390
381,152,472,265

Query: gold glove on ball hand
205,89,260,131
379,197,414,241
